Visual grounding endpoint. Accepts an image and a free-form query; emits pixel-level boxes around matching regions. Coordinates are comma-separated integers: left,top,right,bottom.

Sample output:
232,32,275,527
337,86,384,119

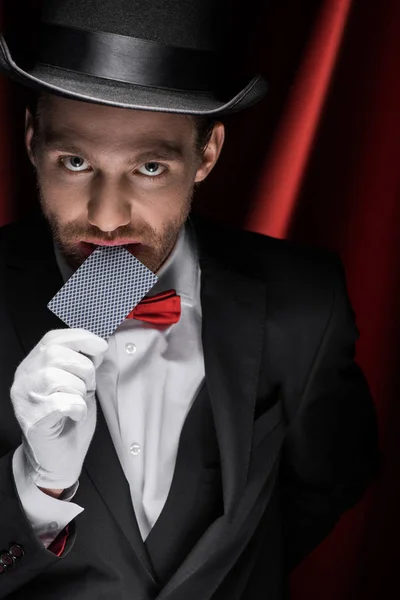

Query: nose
87,173,131,233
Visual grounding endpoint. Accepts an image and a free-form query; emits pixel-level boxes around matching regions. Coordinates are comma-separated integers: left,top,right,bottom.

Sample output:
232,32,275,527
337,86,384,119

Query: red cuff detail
48,525,69,557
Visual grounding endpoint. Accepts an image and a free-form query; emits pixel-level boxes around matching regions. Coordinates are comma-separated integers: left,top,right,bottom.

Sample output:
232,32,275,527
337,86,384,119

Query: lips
79,241,142,258
82,239,141,246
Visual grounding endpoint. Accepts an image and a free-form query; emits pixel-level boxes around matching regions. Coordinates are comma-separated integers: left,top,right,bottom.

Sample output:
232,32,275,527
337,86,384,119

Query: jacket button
0,552,15,571
9,545,24,559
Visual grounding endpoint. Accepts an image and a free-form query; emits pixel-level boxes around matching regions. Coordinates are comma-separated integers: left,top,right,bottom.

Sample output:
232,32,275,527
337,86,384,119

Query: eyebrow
42,130,186,163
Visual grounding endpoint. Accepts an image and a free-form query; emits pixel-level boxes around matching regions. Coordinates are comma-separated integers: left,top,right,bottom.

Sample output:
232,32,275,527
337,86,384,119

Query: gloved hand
10,329,108,490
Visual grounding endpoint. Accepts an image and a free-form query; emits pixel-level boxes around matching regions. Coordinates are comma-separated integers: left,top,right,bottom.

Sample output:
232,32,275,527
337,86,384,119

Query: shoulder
0,209,51,259
0,209,45,238
191,213,344,298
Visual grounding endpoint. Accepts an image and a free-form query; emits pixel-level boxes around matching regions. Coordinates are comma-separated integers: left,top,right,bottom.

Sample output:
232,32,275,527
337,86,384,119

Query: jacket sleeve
0,449,78,598
280,256,380,572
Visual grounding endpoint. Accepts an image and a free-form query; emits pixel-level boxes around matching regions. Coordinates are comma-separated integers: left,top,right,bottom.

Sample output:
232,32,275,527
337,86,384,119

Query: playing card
47,246,158,339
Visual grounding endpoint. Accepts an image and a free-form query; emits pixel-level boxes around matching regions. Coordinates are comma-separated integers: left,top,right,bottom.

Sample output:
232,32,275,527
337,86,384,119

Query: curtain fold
246,0,352,238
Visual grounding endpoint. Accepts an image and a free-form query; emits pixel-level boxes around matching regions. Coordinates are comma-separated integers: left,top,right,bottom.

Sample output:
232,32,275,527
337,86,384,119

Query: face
25,95,224,272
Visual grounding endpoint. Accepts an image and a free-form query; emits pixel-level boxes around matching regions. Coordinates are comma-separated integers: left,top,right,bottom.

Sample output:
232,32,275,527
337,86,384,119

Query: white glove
10,329,108,490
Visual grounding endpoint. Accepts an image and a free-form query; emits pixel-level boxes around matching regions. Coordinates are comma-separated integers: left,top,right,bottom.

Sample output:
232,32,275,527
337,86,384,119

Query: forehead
38,95,195,149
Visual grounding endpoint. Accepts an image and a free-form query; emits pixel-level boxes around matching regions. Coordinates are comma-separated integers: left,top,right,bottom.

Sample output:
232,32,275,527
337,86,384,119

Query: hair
26,91,216,156
192,115,216,155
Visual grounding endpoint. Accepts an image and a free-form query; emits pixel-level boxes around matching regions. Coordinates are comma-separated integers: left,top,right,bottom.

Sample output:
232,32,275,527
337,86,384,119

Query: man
0,0,379,599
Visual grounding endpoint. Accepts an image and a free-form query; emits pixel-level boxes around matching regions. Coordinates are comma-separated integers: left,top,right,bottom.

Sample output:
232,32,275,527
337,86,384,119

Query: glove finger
38,345,97,392
37,366,88,399
11,368,92,431
39,329,108,365
29,392,90,428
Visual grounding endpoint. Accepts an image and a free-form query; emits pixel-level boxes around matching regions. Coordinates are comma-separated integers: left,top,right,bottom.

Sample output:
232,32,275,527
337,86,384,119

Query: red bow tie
125,289,181,326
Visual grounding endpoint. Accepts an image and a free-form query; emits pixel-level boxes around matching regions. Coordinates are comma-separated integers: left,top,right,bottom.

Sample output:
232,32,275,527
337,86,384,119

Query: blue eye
61,156,90,172
137,162,166,177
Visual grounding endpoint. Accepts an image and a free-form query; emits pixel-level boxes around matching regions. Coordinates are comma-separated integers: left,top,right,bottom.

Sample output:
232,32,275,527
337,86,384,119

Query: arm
12,444,83,551
280,256,380,572
0,326,107,594
0,450,78,598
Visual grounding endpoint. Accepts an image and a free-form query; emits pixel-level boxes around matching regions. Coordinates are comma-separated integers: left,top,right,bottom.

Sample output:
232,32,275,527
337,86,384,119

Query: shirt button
125,343,136,354
48,522,58,531
129,443,141,456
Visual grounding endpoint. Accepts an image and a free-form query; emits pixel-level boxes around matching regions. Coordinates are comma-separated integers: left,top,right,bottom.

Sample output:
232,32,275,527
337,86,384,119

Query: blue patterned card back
47,246,158,339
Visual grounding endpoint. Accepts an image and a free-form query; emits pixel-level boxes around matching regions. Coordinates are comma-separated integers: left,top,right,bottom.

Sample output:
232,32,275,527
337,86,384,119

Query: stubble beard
38,188,194,274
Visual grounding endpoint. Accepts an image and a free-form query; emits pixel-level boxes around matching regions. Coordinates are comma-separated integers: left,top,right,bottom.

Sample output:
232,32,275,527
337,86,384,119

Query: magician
0,0,379,599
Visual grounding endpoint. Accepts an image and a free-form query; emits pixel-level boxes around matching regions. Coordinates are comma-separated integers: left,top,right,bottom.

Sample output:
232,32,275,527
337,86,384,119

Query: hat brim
0,34,267,116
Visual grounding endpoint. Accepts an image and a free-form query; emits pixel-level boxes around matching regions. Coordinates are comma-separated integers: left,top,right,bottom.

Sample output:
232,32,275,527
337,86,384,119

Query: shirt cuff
12,444,84,546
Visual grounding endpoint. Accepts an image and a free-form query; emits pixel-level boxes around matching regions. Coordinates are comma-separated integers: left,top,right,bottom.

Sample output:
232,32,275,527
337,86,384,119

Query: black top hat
0,0,267,115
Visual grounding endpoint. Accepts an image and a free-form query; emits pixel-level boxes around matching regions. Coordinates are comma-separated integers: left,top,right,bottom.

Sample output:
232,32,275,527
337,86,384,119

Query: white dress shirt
12,218,205,546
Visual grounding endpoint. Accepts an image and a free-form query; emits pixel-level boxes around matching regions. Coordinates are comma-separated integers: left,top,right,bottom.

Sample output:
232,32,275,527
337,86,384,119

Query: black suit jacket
0,209,379,599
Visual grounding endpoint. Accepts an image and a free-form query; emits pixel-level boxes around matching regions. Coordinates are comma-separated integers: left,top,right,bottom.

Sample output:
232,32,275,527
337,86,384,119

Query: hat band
36,23,219,92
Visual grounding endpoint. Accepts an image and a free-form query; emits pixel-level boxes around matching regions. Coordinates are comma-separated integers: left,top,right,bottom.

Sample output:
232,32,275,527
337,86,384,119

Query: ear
25,108,36,166
194,122,225,183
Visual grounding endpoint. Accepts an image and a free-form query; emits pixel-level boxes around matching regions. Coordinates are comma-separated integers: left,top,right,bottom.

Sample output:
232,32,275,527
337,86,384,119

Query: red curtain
1,1,399,598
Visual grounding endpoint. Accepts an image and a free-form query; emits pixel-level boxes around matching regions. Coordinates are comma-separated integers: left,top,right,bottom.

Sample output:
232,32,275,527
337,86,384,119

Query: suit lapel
191,214,268,517
4,211,157,582
199,259,266,517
